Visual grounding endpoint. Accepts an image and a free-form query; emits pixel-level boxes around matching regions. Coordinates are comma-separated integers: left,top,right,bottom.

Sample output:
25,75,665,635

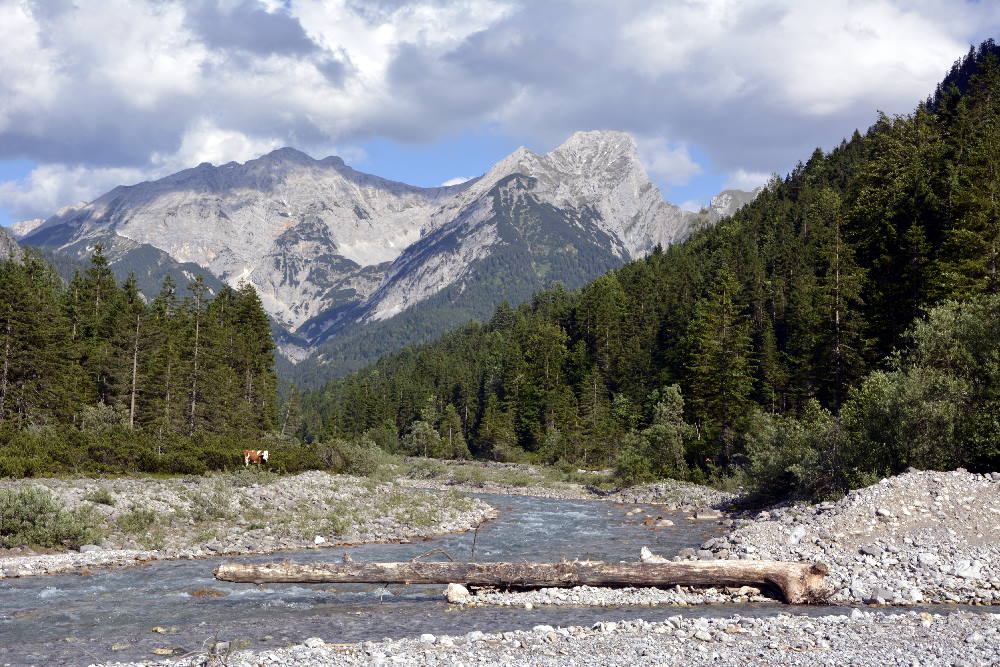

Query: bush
613,437,656,488
741,401,845,502
321,438,393,477
0,487,102,548
839,294,1000,482
83,487,116,506
116,506,157,533
222,467,280,488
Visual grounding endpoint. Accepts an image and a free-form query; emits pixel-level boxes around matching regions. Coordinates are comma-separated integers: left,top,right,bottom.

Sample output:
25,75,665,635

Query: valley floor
3,465,998,666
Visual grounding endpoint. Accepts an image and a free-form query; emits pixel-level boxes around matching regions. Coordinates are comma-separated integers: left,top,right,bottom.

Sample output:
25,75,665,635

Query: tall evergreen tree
685,263,755,462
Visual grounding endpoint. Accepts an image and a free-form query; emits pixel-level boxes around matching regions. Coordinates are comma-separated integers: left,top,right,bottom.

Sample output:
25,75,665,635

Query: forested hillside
0,245,284,475
301,41,1000,499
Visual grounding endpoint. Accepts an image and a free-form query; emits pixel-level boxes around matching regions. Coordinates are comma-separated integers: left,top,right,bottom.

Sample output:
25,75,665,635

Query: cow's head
261,450,269,463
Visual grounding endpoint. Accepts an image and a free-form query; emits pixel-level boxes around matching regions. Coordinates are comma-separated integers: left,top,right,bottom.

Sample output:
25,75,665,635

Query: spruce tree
685,263,755,463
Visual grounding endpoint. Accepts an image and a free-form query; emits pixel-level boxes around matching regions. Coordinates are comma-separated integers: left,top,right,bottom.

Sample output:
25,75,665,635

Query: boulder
444,583,471,603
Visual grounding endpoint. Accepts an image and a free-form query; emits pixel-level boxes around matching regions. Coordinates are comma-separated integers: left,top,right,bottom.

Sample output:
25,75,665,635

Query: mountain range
11,130,755,382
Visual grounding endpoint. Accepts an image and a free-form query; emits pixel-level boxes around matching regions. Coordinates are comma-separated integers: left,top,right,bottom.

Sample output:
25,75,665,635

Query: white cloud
678,199,707,213
0,0,998,219
636,138,703,186
440,176,471,186
724,169,772,192
0,164,148,221
156,119,284,169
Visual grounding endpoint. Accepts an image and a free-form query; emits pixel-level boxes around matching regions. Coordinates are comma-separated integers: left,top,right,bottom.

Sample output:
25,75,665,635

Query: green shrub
116,506,157,533
741,401,845,502
222,467,280,488
0,487,102,548
188,488,232,522
321,438,392,477
613,441,656,488
83,487,116,506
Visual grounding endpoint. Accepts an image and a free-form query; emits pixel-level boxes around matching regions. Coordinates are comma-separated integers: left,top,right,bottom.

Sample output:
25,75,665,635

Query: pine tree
811,188,866,407
438,404,471,459
686,263,755,462
937,55,1000,297
144,277,183,436
0,253,75,425
116,274,147,429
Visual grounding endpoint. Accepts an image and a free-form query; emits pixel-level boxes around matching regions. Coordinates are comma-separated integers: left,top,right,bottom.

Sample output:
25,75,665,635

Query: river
0,493,976,665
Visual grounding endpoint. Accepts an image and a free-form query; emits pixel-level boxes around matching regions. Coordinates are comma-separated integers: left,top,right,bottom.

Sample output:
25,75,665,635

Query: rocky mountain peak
261,146,314,163
9,217,46,240
548,130,640,173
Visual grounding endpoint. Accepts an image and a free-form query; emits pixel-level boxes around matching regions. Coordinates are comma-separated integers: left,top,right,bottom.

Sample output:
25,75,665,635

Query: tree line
0,245,285,476
299,42,1000,499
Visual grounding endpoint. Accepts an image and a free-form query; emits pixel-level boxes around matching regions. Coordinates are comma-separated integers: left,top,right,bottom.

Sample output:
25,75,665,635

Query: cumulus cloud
724,169,773,192
636,139,704,187
1,0,998,219
0,164,149,221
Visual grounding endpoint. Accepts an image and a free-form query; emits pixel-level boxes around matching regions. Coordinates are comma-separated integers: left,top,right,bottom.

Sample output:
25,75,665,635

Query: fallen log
214,559,829,604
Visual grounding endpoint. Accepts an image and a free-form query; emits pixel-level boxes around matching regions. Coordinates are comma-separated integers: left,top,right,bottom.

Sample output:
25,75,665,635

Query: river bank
0,470,496,579
458,468,1000,609
97,608,1000,666
395,458,737,512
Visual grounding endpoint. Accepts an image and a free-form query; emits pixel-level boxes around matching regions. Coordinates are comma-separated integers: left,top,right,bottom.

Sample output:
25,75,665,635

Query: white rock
419,634,436,644
444,583,470,603
640,546,668,563
917,553,938,566
955,560,983,580
313,535,326,545
302,637,325,648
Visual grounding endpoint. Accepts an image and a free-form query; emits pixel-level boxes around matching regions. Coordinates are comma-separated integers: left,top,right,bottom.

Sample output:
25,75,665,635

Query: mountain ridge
16,130,755,374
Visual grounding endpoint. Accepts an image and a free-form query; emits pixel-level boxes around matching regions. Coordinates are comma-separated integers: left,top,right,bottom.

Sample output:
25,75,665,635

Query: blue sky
2,1,998,227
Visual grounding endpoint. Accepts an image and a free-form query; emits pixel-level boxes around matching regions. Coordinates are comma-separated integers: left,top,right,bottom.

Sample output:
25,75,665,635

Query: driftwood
214,559,829,604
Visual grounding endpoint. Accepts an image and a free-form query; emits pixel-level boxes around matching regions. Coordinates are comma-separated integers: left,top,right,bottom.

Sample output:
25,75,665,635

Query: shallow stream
0,493,976,665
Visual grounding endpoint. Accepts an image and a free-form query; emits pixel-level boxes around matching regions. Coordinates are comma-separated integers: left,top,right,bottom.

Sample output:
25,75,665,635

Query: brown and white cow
244,449,269,467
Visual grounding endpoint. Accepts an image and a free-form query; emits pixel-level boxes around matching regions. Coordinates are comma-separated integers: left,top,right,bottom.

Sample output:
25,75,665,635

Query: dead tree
215,559,829,604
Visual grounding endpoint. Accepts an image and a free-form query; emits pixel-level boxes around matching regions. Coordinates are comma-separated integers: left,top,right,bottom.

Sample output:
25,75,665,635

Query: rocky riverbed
689,469,1000,606
454,468,999,609
0,470,496,579
96,609,1000,666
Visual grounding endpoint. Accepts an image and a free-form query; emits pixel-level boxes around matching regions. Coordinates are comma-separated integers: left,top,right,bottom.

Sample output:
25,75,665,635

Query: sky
1,0,999,226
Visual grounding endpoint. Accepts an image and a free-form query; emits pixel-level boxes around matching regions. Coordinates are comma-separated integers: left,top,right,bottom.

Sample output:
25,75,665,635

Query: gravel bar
94,608,1000,666
0,470,496,579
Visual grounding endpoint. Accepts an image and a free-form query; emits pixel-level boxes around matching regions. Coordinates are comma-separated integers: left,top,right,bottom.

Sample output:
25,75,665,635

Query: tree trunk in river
214,560,829,604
